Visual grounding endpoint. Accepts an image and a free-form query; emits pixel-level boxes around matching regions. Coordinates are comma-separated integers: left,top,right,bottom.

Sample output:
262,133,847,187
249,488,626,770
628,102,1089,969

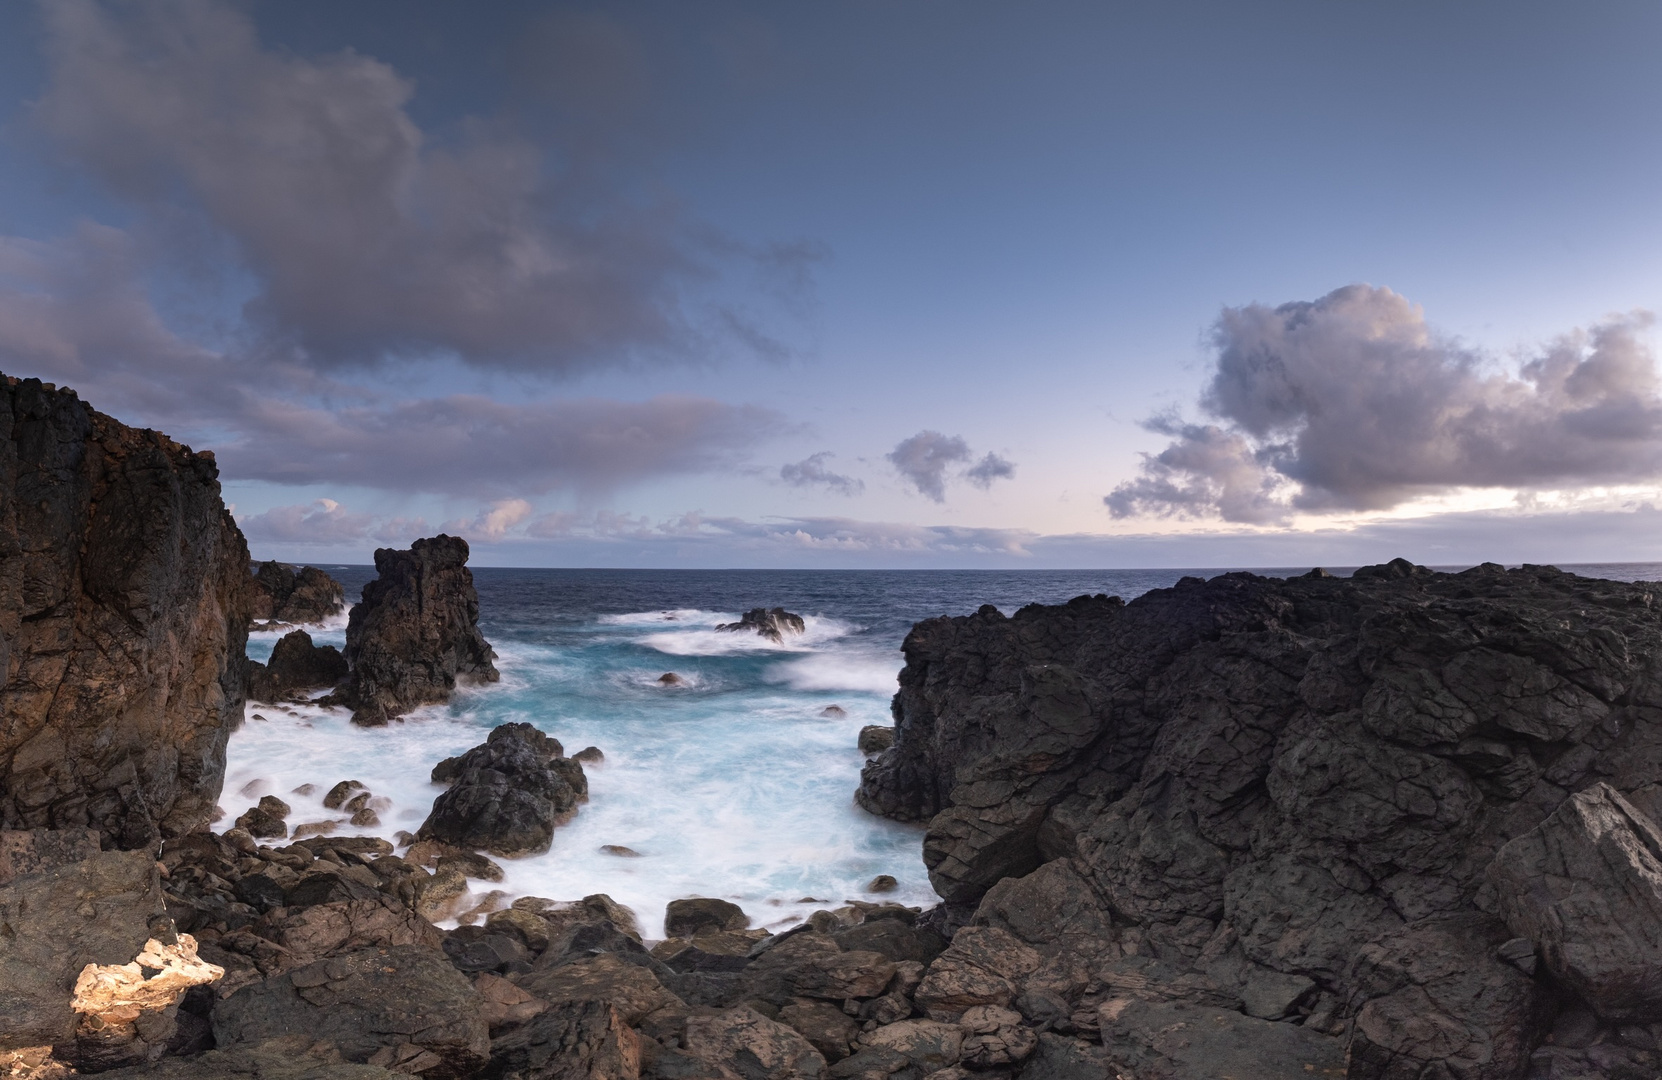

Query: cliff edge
0,374,251,849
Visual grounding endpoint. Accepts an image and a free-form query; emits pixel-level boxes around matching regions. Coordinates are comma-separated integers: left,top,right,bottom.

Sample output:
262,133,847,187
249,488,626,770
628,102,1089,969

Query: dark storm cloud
32,0,802,372
1108,285,1662,523
888,431,1016,501
780,451,863,495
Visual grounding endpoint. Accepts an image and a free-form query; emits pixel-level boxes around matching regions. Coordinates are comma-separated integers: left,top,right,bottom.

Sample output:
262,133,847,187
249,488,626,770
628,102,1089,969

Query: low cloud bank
1108,285,1662,523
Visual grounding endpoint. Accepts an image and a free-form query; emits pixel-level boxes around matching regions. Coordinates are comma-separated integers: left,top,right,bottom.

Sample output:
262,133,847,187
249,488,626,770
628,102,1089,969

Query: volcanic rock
211,945,490,1078
248,630,349,703
715,607,806,643
486,999,641,1080
682,1006,825,1079
857,725,894,754
0,374,251,848
249,562,346,626
664,897,749,938
324,534,498,726
417,723,586,857
858,561,1662,1076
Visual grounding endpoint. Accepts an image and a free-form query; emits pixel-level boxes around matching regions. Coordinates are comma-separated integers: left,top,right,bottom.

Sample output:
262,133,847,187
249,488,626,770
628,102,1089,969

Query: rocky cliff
0,374,251,849
327,535,498,726
858,559,1662,1077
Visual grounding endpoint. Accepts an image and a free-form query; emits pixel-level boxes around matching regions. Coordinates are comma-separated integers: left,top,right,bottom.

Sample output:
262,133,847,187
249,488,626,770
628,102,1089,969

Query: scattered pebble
600,845,642,857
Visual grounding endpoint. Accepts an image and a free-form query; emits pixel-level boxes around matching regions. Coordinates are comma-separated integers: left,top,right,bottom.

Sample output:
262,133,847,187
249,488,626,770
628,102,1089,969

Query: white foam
638,614,855,657
766,653,901,694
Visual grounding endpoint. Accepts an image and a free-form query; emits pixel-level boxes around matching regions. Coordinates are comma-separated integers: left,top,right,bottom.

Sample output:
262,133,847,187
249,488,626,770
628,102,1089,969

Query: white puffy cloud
1109,285,1662,523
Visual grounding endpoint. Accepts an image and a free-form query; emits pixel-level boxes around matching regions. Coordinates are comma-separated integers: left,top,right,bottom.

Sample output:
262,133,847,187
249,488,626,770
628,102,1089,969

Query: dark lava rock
324,534,498,726
249,630,349,703
665,897,750,938
236,795,292,839
858,560,1662,1078
417,723,585,857
212,945,490,1078
715,607,807,643
487,999,641,1080
0,374,251,849
250,561,346,626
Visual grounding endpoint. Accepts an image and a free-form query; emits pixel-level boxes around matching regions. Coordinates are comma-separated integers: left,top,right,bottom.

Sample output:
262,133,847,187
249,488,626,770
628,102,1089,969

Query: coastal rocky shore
9,369,1662,1077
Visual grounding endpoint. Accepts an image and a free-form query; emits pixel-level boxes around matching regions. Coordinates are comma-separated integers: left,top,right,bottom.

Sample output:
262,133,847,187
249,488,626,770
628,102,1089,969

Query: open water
224,562,1662,937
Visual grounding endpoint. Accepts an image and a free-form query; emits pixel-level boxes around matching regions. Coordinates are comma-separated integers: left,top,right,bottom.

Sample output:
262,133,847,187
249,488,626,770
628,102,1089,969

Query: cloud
887,431,970,501
30,0,805,372
780,451,863,495
966,452,1015,489
238,499,374,544
1108,285,1662,523
442,499,534,542
887,431,1016,500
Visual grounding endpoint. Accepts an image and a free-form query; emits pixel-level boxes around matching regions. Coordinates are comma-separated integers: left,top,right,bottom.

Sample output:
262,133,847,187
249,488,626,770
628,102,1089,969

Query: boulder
913,927,1041,1022
250,562,346,626
1094,998,1347,1080
324,535,498,726
715,608,807,643
664,897,749,938
517,953,683,1026
858,1019,962,1072
0,847,167,1050
955,1004,1036,1069
236,796,291,840
248,631,349,703
93,1035,406,1078
683,1006,826,1079
211,945,490,1078
0,374,251,848
62,933,224,1071
260,896,444,970
417,723,585,857
856,726,893,755
1489,781,1662,1023
487,999,641,1080
779,1001,861,1063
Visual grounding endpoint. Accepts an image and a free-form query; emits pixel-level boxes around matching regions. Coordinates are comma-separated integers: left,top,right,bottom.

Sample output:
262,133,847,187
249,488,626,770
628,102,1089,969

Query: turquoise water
228,562,1662,936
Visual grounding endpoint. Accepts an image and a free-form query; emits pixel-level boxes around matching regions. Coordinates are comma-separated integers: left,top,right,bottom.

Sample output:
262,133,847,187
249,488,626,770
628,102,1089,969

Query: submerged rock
716,607,806,643
249,562,345,626
417,723,586,857
324,535,498,727
0,374,251,848
657,672,685,686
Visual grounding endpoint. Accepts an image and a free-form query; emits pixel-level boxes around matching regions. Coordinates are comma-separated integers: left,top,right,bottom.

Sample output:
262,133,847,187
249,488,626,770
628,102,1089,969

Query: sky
4,0,1662,568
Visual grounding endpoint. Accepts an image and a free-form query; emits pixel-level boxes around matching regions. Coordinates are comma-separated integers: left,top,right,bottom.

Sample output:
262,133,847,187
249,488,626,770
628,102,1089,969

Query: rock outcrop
716,607,806,643
857,560,1662,1078
418,723,586,857
324,535,497,726
248,631,349,703
249,562,345,627
0,374,251,848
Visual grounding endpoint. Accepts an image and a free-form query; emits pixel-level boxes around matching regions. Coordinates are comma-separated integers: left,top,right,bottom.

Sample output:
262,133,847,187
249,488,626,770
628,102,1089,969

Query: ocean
226,562,1662,938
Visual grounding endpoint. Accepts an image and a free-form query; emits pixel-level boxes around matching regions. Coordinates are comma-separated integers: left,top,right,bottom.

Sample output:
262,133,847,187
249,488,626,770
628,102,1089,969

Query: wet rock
250,562,346,626
410,867,470,922
487,999,641,1080
573,746,605,764
444,928,531,975
657,672,685,686
249,631,348,703
321,781,364,811
0,375,252,848
437,852,505,883
236,796,292,840
683,1006,826,1079
211,945,489,1078
417,723,586,857
866,875,897,893
1095,998,1347,1080
322,534,498,726
665,897,750,938
821,705,847,719
471,971,546,1033
1489,781,1662,1023
600,844,641,857
856,726,893,755
833,919,945,966
715,608,807,643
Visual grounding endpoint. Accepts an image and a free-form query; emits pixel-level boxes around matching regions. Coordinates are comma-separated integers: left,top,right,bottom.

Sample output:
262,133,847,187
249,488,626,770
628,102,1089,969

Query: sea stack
0,374,251,847
327,534,499,726
248,561,346,626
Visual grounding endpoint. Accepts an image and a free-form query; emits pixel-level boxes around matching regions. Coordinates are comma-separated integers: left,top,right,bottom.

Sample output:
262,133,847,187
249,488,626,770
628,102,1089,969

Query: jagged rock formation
325,535,497,726
857,560,1662,1078
0,374,251,848
418,724,586,857
247,631,349,703
716,607,806,643
248,562,345,627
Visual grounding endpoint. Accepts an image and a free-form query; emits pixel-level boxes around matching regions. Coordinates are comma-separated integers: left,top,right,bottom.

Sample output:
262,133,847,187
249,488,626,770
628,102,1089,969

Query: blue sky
4,0,1662,567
